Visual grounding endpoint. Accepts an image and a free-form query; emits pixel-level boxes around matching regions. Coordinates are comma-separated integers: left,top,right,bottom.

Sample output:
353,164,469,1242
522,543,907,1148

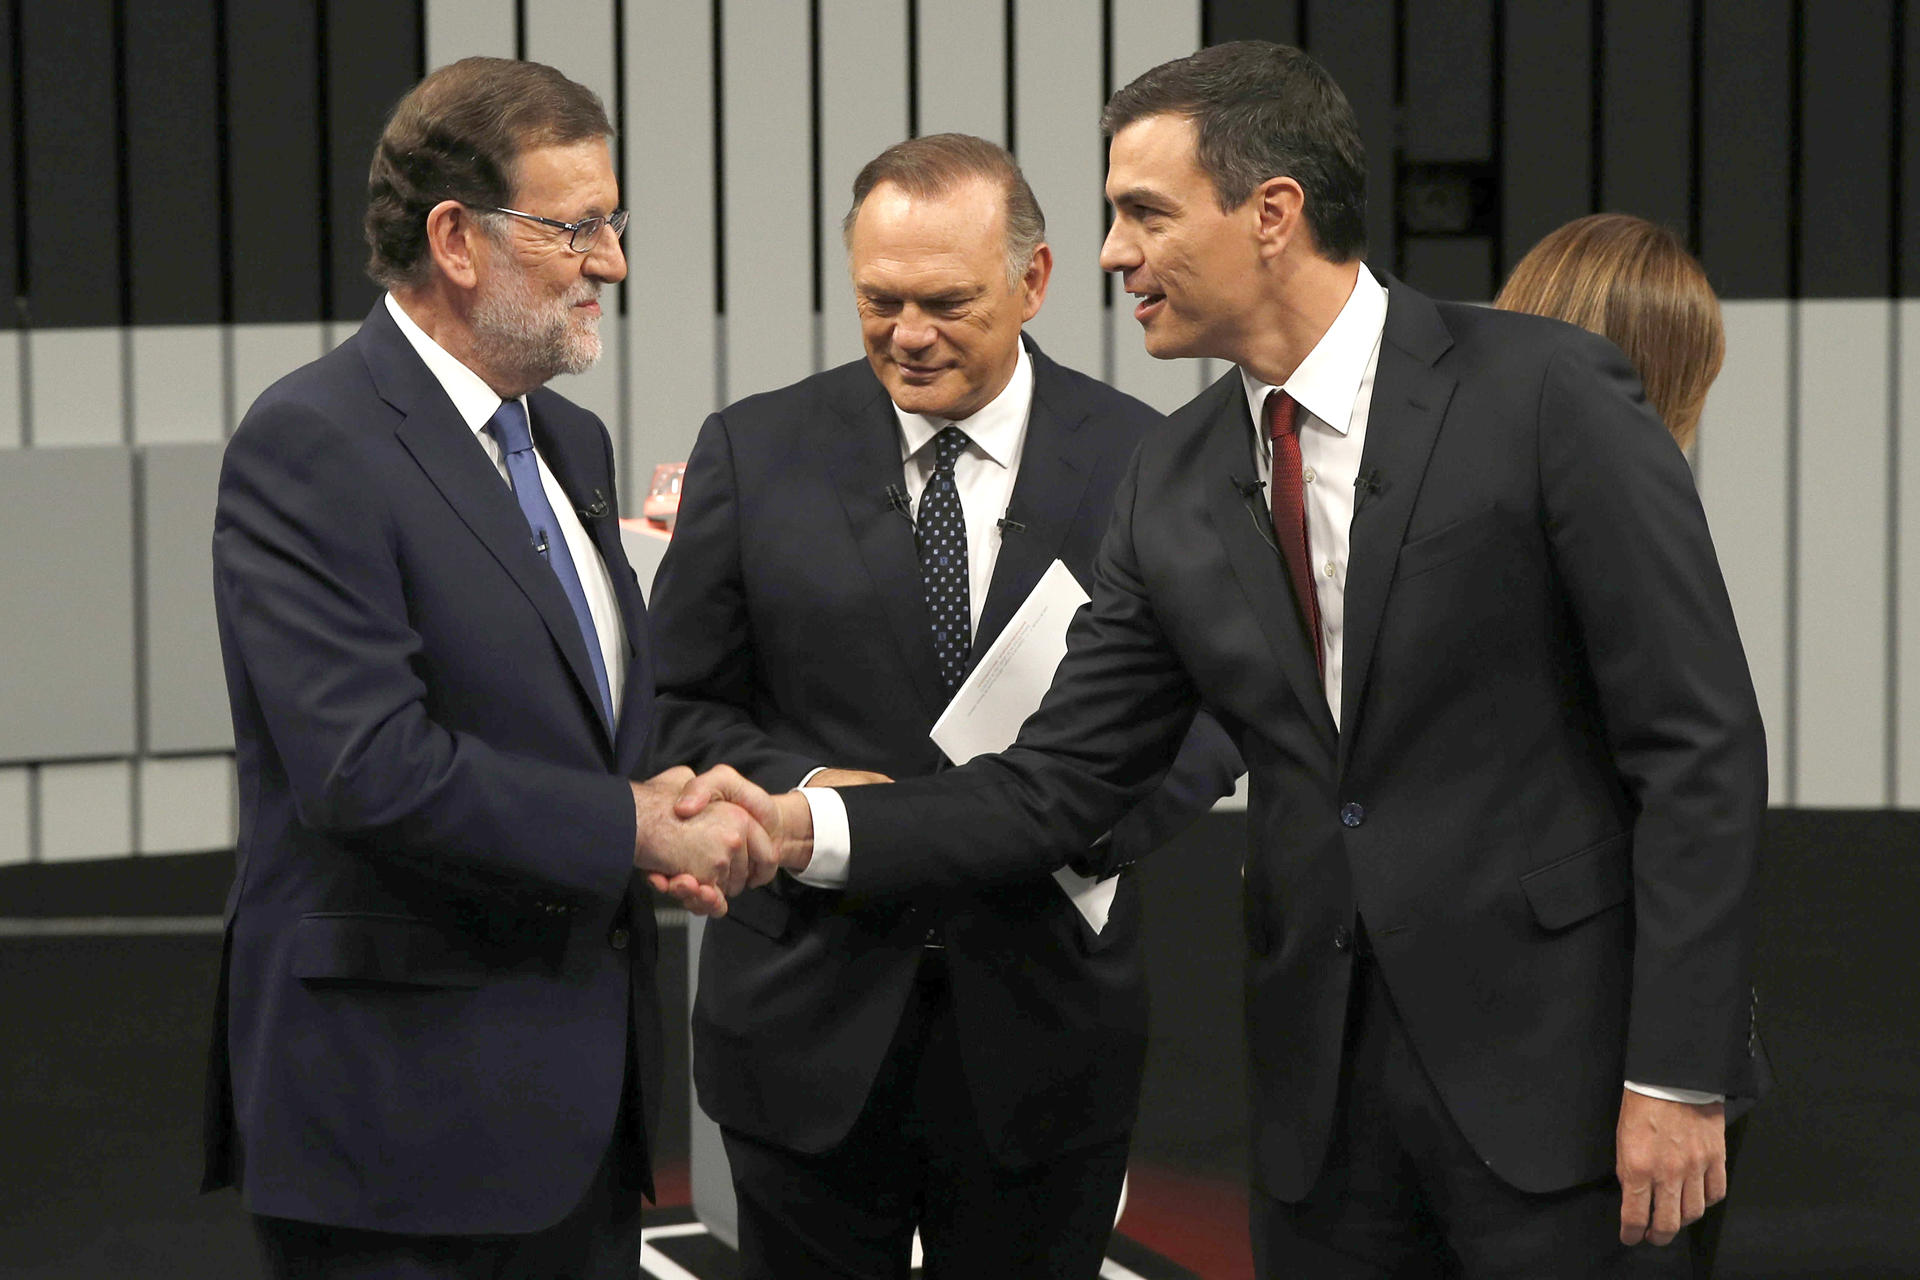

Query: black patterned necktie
917,426,973,696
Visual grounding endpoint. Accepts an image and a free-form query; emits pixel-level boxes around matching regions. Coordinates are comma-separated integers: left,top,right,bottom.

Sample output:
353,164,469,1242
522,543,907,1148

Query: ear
424,199,488,291
1252,175,1308,262
1018,242,1053,323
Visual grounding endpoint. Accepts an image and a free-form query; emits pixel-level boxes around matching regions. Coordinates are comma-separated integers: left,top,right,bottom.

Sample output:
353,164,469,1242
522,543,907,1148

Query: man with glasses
204,58,771,1279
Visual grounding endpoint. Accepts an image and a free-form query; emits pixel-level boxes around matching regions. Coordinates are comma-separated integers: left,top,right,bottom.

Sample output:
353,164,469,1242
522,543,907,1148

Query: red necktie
1266,390,1324,675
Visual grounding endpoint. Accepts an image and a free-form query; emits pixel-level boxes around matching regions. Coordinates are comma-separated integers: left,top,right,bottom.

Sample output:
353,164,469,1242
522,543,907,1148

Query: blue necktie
487,399,615,729
917,426,972,697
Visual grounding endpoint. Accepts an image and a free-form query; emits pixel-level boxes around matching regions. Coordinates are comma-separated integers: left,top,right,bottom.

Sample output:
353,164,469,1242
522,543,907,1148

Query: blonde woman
1497,212,1724,449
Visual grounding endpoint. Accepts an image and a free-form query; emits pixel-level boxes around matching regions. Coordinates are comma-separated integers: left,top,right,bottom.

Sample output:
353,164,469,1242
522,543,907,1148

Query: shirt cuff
792,787,851,888
798,766,827,786
1624,1080,1725,1105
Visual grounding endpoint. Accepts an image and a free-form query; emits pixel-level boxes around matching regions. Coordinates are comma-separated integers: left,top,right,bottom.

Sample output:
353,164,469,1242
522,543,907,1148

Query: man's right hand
631,766,780,917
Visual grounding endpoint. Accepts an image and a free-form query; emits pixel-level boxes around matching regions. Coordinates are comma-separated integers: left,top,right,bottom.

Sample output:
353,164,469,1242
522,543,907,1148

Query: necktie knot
932,426,969,475
488,399,535,456
1266,389,1299,442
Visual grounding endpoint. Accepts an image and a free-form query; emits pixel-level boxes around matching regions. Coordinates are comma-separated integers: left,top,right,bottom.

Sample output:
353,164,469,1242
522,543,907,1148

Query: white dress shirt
385,293,627,717
795,345,1036,887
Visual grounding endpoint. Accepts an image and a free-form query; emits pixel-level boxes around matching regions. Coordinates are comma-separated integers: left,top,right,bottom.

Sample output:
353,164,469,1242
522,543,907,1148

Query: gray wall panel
37,760,132,862
917,0,1007,144
819,0,910,369
424,0,514,68
230,325,328,430
0,448,137,762
131,327,226,446
721,0,816,403
1014,0,1105,378
1899,302,1919,805
138,755,236,856
0,767,27,866
624,0,718,479
1696,301,1791,804
28,330,125,446
1109,0,1208,413
142,445,233,755
1794,300,1891,806
0,334,19,448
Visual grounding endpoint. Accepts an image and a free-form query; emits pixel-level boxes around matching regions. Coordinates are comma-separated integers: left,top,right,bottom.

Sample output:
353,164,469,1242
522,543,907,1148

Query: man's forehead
1105,113,1202,189
510,137,619,205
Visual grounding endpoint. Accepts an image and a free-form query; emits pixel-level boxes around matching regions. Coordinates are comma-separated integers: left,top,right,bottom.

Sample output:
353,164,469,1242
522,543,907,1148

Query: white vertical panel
1106,0,1206,414
525,0,618,121
625,0,718,480
38,759,133,862
916,0,1005,143
722,0,815,401
1795,299,1891,806
28,329,124,445
1696,301,1792,805
0,767,27,866
230,323,327,427
1014,0,1104,377
818,0,910,368
0,332,20,448
138,755,236,856
1899,300,1920,806
424,0,516,70
131,325,225,445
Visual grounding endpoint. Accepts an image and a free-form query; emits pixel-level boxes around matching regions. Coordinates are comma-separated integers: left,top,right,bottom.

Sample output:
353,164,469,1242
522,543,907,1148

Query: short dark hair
1101,41,1367,262
365,57,615,290
842,133,1046,284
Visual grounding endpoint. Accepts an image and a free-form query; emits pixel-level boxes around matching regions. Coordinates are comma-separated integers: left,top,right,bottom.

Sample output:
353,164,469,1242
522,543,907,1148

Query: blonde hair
1495,214,1724,449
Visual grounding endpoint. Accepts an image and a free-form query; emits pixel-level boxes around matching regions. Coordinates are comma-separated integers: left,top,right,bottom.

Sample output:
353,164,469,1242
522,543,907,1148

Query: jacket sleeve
213,397,635,910
1535,328,1767,1097
648,411,825,791
839,452,1205,895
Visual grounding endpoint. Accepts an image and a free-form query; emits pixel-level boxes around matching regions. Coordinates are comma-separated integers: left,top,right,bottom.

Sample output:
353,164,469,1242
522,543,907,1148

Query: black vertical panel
1402,0,1495,299
125,0,221,325
226,0,323,323
1204,0,1299,47
1404,0,1492,162
1600,0,1693,235
0,0,16,329
1500,1,1591,274
1800,0,1894,296
1305,0,1395,276
20,0,120,327
1903,3,1918,298
325,0,422,321
1698,0,1792,299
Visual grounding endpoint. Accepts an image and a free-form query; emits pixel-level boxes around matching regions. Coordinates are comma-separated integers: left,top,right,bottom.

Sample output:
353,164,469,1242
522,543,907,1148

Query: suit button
1333,926,1353,952
609,926,630,951
1340,802,1366,827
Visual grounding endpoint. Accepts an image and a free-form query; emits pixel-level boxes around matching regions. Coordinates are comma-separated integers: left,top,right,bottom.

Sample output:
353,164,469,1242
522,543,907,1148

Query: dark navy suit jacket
837,285,1769,1199
649,338,1241,1167
203,300,662,1235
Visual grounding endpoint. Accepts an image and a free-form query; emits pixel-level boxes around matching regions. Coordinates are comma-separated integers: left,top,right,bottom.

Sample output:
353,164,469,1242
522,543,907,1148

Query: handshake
628,764,884,916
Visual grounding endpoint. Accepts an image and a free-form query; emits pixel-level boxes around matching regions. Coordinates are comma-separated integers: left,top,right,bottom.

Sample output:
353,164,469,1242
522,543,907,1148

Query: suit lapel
362,310,617,756
825,379,950,723
971,347,1095,655
1337,284,1457,772
1198,374,1338,749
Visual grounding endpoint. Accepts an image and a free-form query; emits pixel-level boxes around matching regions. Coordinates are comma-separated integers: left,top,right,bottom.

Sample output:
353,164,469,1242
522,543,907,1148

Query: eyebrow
1108,186,1170,209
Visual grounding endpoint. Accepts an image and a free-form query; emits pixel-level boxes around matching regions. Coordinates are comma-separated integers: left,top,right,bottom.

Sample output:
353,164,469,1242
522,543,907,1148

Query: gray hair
842,133,1046,285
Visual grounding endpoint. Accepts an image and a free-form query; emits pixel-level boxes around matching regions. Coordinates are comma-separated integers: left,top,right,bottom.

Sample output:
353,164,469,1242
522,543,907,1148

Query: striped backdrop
0,0,1913,874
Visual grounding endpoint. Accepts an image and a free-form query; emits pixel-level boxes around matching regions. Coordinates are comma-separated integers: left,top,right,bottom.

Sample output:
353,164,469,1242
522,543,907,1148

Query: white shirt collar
1239,263,1388,436
894,340,1034,469
385,292,528,435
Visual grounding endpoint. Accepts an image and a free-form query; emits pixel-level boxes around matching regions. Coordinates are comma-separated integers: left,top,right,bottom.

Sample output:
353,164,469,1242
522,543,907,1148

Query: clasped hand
631,764,831,916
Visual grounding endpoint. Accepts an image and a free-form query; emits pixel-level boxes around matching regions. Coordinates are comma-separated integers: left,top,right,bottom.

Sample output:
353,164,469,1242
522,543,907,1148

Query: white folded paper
930,560,1119,933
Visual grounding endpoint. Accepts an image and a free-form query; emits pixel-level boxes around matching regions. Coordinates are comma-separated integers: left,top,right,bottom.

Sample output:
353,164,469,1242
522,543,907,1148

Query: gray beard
470,263,601,389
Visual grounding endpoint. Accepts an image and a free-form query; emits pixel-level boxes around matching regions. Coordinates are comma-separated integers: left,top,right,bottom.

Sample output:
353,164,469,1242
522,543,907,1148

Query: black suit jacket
838,283,1768,1198
649,338,1241,1166
204,301,662,1234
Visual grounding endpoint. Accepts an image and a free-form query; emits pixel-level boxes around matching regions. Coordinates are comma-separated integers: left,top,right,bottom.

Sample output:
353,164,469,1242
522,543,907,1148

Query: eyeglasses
472,204,630,253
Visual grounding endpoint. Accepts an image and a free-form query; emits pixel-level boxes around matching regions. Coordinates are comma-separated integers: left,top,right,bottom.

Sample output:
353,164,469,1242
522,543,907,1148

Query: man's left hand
1616,1089,1727,1246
